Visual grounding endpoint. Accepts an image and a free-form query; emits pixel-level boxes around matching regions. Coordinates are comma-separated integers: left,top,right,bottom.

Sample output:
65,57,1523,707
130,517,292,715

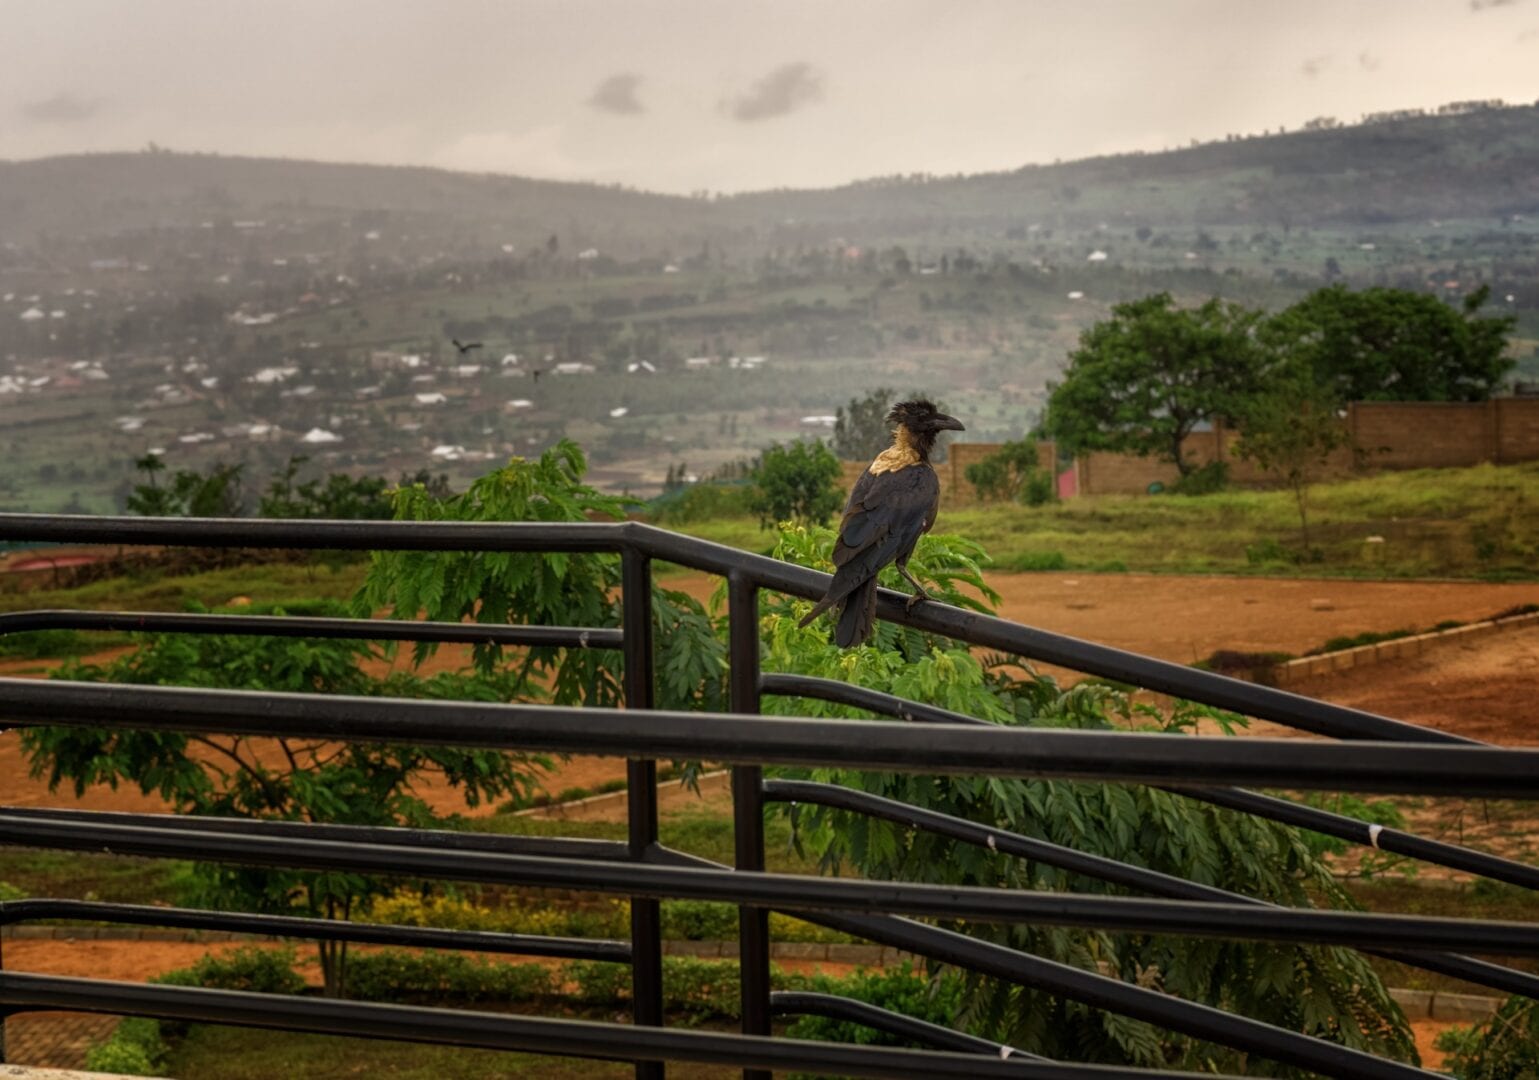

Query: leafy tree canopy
833,387,900,461
258,456,393,520
1268,283,1516,403
126,455,246,517
1044,293,1265,475
22,600,545,996
765,523,1415,1070
749,439,843,529
357,439,724,714
1234,370,1351,549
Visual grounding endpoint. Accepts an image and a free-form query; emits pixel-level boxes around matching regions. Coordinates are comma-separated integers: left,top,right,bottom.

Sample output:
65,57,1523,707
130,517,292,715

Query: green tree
764,524,1416,1070
258,456,393,520
749,440,843,529
1267,284,1516,402
356,441,724,714
964,438,1054,505
21,602,544,997
1234,373,1350,550
832,387,899,461
1044,293,1265,476
1435,995,1539,1080
126,457,246,517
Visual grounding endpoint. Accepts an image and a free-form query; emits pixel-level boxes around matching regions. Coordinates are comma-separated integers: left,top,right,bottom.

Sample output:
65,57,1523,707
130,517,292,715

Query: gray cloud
1358,50,1381,71
1471,0,1522,11
587,73,644,116
1299,54,1331,77
20,92,101,123
725,61,824,122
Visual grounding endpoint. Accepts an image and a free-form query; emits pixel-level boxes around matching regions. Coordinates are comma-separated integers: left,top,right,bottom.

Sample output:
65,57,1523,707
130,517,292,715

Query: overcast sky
3,0,1536,193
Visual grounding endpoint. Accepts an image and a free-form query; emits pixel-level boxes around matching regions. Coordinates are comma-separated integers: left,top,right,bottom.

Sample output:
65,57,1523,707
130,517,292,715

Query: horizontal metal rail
0,972,1184,1080
7,813,1535,957
0,899,628,963
769,990,1031,1059
763,670,1539,891
0,805,632,863
3,680,1536,796
0,513,1477,744
652,847,1434,1080
765,780,1539,1002
0,609,622,650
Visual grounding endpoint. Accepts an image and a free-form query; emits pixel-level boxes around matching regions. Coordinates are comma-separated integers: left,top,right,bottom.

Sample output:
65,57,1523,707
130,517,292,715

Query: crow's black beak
932,414,965,432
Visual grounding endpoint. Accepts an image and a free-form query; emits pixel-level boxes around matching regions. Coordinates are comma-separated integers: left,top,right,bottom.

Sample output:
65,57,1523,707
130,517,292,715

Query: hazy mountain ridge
5,105,1538,251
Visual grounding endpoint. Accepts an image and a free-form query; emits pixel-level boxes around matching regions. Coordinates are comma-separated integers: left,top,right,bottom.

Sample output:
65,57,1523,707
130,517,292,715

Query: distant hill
3,104,1538,252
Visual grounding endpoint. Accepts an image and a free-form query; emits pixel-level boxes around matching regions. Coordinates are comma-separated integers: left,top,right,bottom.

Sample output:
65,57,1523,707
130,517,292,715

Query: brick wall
1074,398,1539,496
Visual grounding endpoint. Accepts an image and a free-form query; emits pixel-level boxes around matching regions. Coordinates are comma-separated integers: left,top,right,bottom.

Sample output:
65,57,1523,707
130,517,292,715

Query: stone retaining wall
1267,610,1539,688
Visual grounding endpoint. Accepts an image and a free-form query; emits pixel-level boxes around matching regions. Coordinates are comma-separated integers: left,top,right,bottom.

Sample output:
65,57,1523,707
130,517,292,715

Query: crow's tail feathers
833,577,878,648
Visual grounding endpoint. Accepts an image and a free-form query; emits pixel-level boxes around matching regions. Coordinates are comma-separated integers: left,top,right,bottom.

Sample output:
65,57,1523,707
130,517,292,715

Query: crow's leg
896,562,932,612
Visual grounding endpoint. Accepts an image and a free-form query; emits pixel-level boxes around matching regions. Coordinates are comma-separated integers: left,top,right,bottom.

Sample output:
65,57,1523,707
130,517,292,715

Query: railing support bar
729,571,770,1080
623,548,664,1080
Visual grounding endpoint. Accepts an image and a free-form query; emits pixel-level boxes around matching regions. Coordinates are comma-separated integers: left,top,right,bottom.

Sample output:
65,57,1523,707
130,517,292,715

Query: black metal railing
0,512,1534,1080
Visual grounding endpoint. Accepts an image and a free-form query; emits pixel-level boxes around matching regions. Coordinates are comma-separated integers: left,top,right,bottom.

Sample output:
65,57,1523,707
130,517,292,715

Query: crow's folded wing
823,464,939,603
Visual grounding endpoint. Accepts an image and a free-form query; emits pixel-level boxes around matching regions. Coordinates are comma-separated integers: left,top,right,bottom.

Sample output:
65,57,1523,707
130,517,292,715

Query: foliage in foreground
764,522,1416,1072
23,600,545,995
356,439,725,715
1435,995,1539,1080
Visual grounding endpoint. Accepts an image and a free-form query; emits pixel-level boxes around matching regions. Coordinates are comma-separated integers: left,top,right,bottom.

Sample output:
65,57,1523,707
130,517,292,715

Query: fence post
728,571,770,1080
622,548,664,1080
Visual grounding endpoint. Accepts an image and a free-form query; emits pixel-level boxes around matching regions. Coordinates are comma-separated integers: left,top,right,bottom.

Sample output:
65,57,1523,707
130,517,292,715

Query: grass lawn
672,462,1539,580
0,849,189,905
0,559,368,615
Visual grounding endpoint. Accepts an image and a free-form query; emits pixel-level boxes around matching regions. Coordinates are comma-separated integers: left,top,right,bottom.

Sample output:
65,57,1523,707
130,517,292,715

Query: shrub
662,900,739,941
367,888,631,939
1435,995,1539,1079
152,946,306,996
787,963,964,1048
0,628,90,660
964,439,1054,505
0,880,26,901
1169,460,1228,495
749,440,843,528
345,950,556,1005
84,1017,165,1076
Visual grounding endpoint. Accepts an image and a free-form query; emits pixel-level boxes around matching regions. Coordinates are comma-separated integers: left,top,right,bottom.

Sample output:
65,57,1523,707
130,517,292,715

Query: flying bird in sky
798,399,964,647
451,339,483,356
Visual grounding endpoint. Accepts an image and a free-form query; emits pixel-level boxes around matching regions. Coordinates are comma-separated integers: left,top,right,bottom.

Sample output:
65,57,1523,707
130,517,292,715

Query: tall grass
672,463,1539,579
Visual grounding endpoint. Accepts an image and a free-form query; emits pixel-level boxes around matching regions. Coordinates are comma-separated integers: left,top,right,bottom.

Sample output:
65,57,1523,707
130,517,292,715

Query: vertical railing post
622,548,664,1080
728,571,770,1080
